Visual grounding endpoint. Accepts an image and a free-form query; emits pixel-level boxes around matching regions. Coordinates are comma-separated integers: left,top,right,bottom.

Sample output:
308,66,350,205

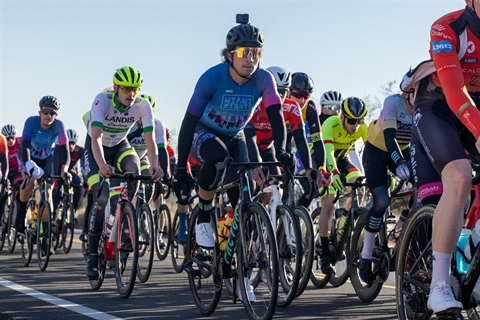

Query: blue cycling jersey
22,116,67,160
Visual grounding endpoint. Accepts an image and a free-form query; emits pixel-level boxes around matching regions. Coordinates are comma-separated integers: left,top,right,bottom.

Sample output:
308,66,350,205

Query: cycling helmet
341,97,368,119
1,124,17,137
290,72,314,93
320,91,343,106
113,66,143,87
66,129,79,143
226,20,264,51
266,66,291,88
139,94,156,111
39,95,60,110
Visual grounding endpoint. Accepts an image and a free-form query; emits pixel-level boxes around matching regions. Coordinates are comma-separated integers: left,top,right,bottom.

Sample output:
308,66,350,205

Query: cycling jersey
248,98,303,151
21,116,67,160
56,144,85,173
322,115,367,172
129,119,166,159
7,137,21,172
186,63,281,137
86,92,155,147
0,134,6,154
367,94,413,152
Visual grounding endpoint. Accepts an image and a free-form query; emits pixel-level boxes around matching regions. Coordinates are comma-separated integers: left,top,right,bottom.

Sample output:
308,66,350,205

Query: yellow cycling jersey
321,115,367,172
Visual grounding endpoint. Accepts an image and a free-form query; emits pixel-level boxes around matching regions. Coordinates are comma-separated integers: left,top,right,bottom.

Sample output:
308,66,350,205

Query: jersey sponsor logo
431,24,445,32
468,75,480,87
431,30,453,41
220,94,254,111
463,68,480,74
95,100,99,106
432,40,454,54
462,58,478,64
413,110,422,126
104,115,136,123
467,41,476,54
283,103,301,117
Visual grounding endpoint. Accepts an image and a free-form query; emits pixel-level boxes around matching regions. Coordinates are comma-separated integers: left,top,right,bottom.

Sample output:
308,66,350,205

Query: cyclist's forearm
144,131,159,169
177,112,199,167
266,104,286,154
292,127,312,170
158,146,169,175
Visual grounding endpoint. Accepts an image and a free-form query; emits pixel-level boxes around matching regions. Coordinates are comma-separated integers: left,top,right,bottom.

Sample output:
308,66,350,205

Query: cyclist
15,96,70,244
245,66,317,187
53,129,85,217
165,128,177,177
318,97,368,274
83,66,163,279
173,15,290,302
358,89,415,286
287,72,328,208
0,125,21,227
319,90,343,124
0,134,8,231
407,1,480,314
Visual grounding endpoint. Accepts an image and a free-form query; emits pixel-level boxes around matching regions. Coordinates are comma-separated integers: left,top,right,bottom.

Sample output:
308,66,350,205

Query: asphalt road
0,230,402,320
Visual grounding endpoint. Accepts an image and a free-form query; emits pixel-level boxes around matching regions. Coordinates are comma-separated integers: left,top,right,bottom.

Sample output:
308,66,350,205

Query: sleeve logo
432,40,453,54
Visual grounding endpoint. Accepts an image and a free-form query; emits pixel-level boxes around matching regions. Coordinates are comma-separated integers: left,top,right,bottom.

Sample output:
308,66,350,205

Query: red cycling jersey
248,98,304,151
6,137,20,172
430,8,480,138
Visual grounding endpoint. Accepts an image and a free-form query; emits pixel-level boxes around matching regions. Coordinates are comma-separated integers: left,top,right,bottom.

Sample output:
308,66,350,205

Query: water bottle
106,237,114,260
386,215,397,249
465,220,480,301
106,214,115,237
336,210,348,242
456,228,471,274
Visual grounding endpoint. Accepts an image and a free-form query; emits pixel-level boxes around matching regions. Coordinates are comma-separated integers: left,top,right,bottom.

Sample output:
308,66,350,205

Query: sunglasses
119,86,141,95
41,109,57,116
346,118,364,125
69,141,76,145
290,90,311,100
323,105,340,111
6,136,15,141
277,87,289,97
231,47,262,60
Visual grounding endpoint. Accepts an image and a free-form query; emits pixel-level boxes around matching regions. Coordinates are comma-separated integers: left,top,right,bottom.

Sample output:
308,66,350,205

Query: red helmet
165,128,171,140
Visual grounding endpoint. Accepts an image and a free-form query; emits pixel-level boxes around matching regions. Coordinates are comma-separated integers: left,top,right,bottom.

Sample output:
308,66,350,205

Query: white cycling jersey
85,92,155,147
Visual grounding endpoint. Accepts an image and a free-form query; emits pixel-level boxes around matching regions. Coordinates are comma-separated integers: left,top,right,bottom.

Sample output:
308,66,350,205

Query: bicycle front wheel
396,205,434,320
171,210,188,273
20,230,33,267
36,201,52,271
62,201,75,254
155,204,171,261
310,207,331,288
186,206,222,315
347,207,385,302
238,202,278,320
294,205,314,297
114,201,139,298
7,196,17,253
89,235,107,291
137,203,154,283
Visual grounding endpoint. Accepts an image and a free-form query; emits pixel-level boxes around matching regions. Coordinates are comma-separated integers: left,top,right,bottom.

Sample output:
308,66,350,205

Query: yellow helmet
139,94,156,112
113,66,143,87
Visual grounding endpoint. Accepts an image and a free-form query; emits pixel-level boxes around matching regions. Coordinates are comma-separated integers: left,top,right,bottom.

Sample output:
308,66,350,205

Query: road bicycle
88,172,151,298
51,180,77,254
185,157,279,320
396,164,480,320
310,175,368,288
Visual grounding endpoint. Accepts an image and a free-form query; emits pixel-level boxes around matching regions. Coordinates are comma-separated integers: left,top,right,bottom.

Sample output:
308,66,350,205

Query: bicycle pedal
436,308,463,319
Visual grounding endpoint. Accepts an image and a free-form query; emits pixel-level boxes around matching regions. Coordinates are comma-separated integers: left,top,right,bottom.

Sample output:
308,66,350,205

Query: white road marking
0,277,122,320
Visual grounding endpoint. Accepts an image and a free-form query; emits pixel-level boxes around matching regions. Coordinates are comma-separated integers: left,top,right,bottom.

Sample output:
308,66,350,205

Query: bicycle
136,180,155,283
88,172,150,298
310,175,368,288
52,180,77,254
171,193,197,273
347,178,418,302
153,179,172,262
18,174,63,271
185,157,279,320
395,165,480,320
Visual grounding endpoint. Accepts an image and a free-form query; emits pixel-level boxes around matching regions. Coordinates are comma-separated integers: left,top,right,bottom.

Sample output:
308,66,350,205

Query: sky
0,0,462,145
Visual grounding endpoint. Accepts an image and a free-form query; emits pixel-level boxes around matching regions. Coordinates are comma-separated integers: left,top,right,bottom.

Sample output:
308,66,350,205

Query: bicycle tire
237,202,278,320
310,207,332,288
137,203,154,283
7,194,18,254
186,206,222,315
36,201,52,271
155,204,171,261
51,204,61,252
0,192,10,251
89,235,107,291
171,211,188,273
62,201,75,254
347,207,385,302
20,230,33,267
329,208,353,287
276,205,302,307
395,205,434,320
114,201,138,298
294,205,315,297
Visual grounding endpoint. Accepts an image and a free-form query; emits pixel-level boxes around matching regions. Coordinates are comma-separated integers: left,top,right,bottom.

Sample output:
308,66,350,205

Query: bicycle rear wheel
7,196,18,253
396,205,434,320
137,203,154,283
186,206,222,315
171,210,188,273
36,201,52,271
62,201,75,254
238,202,278,320
294,206,314,297
89,236,107,291
276,205,301,307
155,204,171,261
310,207,332,288
20,230,33,267
114,201,138,298
348,208,385,302
329,208,352,287
51,204,61,252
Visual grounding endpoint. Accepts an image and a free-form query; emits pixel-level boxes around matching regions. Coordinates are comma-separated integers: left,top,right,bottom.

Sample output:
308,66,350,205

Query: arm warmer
177,112,200,167
265,104,286,154
292,127,312,170
384,128,404,165
244,125,261,162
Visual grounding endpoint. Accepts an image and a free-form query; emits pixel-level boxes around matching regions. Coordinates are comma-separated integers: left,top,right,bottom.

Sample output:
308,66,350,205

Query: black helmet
290,72,314,93
226,22,264,50
341,97,368,119
39,95,60,110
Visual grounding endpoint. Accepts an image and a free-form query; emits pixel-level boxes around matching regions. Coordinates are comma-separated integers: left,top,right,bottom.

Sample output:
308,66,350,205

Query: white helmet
266,66,291,88
320,90,343,106
66,129,79,143
1,124,17,137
